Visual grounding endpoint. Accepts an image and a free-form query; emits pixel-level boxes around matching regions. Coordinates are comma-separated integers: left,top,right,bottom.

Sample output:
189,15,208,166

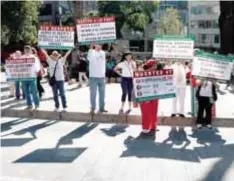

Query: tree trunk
219,1,234,55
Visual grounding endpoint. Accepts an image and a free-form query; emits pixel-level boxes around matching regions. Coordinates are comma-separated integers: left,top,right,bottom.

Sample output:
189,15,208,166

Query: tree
97,1,159,38
157,8,183,35
1,1,41,46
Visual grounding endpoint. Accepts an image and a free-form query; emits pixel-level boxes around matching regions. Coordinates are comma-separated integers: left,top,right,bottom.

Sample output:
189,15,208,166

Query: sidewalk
1,117,234,181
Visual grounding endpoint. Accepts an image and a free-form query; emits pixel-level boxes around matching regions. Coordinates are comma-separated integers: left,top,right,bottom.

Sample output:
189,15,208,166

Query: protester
41,49,72,112
134,59,163,135
171,61,187,117
21,45,41,111
114,52,136,114
106,55,117,83
5,55,15,98
196,79,217,129
78,51,88,87
32,48,45,99
12,51,25,100
87,43,107,113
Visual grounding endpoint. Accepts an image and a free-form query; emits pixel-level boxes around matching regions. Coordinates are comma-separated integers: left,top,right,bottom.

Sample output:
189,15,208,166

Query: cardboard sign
133,69,176,102
76,17,116,45
38,25,74,49
153,35,194,59
192,51,233,81
5,58,36,81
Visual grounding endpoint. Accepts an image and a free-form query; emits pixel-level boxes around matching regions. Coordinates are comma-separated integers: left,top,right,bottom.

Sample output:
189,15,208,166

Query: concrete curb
1,108,234,127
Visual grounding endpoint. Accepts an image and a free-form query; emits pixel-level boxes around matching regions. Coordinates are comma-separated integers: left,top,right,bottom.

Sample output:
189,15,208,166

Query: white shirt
200,81,212,97
47,58,65,81
171,63,186,88
117,60,136,77
22,54,41,78
87,49,106,78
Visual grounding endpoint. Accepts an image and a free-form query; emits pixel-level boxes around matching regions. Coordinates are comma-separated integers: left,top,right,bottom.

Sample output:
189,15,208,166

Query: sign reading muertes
76,17,116,45
153,35,194,59
5,58,36,82
192,51,234,81
133,69,176,102
38,25,74,50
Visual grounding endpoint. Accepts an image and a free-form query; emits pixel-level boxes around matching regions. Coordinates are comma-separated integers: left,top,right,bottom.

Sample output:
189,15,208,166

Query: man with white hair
21,45,41,111
41,49,72,112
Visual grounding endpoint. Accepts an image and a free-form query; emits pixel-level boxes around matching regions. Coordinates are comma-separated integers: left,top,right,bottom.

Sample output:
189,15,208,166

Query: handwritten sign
38,25,74,49
133,69,176,102
76,17,116,45
153,35,194,59
5,58,36,81
192,51,233,81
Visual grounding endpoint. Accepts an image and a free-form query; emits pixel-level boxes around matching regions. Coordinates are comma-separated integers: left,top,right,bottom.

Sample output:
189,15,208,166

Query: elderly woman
196,79,217,129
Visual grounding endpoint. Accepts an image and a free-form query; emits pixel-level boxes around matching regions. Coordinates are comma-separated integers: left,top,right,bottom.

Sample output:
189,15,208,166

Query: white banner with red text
133,69,176,102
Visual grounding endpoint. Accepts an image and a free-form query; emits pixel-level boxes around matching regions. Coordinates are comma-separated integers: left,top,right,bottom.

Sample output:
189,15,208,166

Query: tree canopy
157,8,183,35
1,1,41,46
98,1,159,38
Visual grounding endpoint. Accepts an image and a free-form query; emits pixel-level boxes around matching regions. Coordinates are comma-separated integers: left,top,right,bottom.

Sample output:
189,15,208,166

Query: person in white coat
171,61,187,117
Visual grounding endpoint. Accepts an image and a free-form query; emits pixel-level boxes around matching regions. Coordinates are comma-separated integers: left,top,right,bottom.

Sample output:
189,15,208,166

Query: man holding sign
21,45,41,111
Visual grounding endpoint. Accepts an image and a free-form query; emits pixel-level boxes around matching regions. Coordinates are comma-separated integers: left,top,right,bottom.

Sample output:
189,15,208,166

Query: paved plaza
1,73,234,119
1,117,234,181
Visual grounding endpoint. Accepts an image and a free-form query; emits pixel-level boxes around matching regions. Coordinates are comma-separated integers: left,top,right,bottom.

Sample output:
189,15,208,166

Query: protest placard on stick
76,16,116,45
38,25,74,50
133,69,176,102
153,35,194,60
5,58,36,81
192,51,233,81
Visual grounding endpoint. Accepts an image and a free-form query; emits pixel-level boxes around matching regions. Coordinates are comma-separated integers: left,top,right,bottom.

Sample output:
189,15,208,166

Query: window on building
201,34,207,43
214,34,220,44
212,20,219,28
40,3,52,16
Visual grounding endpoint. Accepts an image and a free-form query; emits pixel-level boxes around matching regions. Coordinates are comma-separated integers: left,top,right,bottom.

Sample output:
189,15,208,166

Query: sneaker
178,114,185,118
99,109,108,113
90,109,95,114
26,106,34,112
142,129,150,134
207,124,212,129
62,108,67,112
171,114,176,117
34,105,39,110
54,108,60,112
125,109,132,114
119,109,124,114
196,124,202,129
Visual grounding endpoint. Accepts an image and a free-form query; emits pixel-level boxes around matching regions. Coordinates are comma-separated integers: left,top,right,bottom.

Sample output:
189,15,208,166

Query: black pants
37,76,44,97
196,97,212,125
121,77,133,102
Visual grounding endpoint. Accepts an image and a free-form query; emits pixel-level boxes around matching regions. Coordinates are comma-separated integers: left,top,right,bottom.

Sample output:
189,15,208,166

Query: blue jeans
15,81,25,99
89,77,105,110
52,81,67,109
121,77,133,102
22,80,39,107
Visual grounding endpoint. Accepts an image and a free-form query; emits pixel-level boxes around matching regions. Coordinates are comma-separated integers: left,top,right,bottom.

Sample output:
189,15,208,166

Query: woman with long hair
114,52,136,114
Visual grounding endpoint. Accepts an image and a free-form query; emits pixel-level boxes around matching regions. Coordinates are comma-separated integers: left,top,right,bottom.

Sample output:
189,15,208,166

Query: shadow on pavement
1,118,31,132
14,147,87,163
1,138,34,147
121,132,200,162
55,122,98,148
2,120,57,139
101,124,129,137
162,127,191,149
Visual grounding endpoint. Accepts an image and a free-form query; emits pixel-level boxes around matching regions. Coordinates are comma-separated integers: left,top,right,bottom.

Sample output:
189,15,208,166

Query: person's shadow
162,127,191,149
101,124,129,137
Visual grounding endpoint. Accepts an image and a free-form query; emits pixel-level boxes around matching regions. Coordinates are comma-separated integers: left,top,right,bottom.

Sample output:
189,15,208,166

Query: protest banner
5,58,36,81
192,51,233,81
76,16,116,45
153,35,194,59
133,69,176,102
38,25,74,49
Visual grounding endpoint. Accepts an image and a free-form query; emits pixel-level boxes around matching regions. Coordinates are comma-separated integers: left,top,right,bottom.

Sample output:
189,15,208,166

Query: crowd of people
4,43,234,135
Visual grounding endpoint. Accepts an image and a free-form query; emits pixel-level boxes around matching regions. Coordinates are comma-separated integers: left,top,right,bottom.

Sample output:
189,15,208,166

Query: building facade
188,1,220,50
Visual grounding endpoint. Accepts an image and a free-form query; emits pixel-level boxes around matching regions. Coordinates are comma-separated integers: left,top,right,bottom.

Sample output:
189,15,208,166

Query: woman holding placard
196,79,217,129
114,52,136,114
